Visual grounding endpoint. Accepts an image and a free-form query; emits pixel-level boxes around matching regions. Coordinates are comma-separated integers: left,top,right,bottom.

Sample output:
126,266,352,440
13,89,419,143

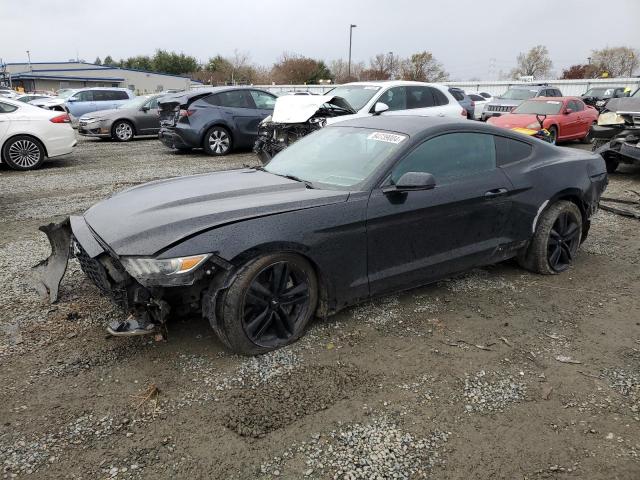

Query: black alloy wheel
546,211,581,272
241,261,311,347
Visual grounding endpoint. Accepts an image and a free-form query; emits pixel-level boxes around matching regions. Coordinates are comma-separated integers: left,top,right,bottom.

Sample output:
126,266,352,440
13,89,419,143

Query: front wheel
215,253,318,355
518,201,582,275
547,125,558,145
112,120,134,142
2,135,46,170
581,122,596,144
204,126,232,156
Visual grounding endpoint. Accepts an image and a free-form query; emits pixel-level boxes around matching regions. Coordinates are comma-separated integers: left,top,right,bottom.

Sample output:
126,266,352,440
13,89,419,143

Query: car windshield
57,90,77,99
264,126,406,190
584,88,613,97
513,100,563,115
117,96,151,109
500,89,537,100
632,88,640,98
323,85,380,111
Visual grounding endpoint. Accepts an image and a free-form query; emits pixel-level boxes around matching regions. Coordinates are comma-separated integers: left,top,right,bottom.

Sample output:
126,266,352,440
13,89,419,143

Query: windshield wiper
269,172,315,189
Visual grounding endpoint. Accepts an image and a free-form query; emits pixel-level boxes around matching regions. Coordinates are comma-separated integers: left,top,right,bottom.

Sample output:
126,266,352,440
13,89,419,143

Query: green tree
94,57,102,66
122,55,153,71
399,51,449,82
103,55,115,66
152,49,199,75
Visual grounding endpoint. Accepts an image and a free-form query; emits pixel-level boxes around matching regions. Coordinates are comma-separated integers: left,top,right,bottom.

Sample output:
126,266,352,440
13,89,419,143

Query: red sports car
487,97,598,144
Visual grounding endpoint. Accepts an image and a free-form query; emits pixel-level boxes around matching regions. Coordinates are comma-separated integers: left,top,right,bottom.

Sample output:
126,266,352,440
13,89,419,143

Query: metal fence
193,78,640,97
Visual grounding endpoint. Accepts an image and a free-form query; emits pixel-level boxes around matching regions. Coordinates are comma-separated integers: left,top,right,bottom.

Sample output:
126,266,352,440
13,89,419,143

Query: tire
112,120,134,142
203,126,232,156
2,135,46,170
517,201,582,275
216,253,318,355
547,125,558,145
605,158,619,174
581,122,596,144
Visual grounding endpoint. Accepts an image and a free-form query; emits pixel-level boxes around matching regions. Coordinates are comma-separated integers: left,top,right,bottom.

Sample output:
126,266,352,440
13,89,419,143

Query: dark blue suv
158,87,277,155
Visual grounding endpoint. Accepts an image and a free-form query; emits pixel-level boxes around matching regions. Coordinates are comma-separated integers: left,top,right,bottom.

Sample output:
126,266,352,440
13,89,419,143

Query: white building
4,61,201,94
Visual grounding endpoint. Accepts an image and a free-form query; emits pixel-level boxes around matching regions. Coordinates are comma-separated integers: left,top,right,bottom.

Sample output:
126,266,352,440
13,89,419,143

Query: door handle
484,188,508,198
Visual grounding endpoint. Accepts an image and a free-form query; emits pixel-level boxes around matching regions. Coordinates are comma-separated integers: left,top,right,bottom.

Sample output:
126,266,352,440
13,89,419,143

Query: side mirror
383,172,436,193
564,108,573,114
373,102,389,115
141,105,150,112
67,97,77,102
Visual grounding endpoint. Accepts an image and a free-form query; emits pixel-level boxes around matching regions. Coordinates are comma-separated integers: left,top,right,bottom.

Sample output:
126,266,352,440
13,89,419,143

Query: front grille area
488,105,514,112
73,237,128,309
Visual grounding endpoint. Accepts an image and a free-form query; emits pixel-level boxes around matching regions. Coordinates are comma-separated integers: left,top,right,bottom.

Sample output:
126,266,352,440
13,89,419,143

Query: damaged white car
254,80,466,163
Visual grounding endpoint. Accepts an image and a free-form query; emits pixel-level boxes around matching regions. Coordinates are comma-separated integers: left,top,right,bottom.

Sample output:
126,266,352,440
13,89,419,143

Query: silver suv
482,84,562,121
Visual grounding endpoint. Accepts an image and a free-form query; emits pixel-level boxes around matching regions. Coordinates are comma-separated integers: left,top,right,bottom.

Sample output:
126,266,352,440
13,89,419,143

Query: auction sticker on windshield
367,132,407,144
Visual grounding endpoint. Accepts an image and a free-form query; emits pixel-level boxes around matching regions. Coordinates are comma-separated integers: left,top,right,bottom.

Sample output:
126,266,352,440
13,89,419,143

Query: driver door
137,97,160,133
366,132,513,295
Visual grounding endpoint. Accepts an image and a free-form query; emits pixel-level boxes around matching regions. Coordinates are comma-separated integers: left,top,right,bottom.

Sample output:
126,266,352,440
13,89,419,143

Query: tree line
94,45,638,84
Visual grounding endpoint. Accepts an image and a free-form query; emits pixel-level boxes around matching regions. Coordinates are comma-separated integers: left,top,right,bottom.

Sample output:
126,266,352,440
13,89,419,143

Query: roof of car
329,115,473,135
342,80,446,88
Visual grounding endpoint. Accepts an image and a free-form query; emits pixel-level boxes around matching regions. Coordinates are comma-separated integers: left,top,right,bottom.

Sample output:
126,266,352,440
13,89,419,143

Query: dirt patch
219,364,374,438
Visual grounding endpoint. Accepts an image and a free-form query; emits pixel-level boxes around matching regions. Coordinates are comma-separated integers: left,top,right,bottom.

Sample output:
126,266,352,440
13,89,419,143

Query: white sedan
468,93,491,120
0,97,77,170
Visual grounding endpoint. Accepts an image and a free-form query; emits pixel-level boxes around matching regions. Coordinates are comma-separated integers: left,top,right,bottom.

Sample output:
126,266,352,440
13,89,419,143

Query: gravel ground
1,136,639,479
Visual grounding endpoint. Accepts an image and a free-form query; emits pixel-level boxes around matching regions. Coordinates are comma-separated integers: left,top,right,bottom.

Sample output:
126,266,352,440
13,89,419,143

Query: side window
538,89,548,97
217,90,254,109
0,102,18,113
450,89,465,101
73,90,94,102
431,88,449,106
93,91,109,101
390,133,496,184
495,136,533,166
250,90,277,110
469,94,484,101
568,100,580,112
147,97,159,109
203,94,220,106
112,90,130,100
406,86,435,109
573,99,584,111
378,87,406,111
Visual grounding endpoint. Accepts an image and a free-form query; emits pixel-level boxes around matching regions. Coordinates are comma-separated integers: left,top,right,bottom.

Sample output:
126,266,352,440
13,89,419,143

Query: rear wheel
204,126,232,156
2,135,46,170
215,253,318,355
112,120,134,142
518,201,582,275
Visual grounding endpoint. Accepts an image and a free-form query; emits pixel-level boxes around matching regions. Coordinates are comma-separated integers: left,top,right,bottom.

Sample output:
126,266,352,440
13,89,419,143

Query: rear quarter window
495,136,533,166
0,102,18,113
432,89,449,105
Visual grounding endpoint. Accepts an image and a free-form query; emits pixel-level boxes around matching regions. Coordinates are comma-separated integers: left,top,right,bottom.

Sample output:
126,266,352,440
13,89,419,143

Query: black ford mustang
33,116,607,355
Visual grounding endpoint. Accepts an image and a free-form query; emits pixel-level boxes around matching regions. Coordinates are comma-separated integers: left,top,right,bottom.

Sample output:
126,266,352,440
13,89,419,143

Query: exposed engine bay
254,95,355,164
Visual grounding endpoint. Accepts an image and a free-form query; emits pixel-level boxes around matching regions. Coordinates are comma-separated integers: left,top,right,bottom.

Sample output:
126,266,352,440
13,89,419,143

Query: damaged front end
30,216,229,338
591,98,640,173
254,95,355,164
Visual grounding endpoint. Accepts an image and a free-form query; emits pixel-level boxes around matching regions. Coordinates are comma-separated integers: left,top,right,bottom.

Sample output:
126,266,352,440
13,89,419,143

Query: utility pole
348,24,357,79
26,50,32,72
388,51,393,80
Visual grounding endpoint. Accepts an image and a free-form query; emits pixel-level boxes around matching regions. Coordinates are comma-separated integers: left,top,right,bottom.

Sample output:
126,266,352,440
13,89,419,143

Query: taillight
50,113,70,123
461,109,466,116
179,109,195,117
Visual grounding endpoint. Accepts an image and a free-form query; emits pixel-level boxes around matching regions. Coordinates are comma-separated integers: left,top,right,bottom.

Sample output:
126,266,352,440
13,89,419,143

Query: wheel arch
549,189,590,241
1,133,48,162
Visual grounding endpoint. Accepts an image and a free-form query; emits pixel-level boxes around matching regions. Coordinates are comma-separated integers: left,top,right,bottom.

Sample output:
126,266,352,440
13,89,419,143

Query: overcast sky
1,0,639,80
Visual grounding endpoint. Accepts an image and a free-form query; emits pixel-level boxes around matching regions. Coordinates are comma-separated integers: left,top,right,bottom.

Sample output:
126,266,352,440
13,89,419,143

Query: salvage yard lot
1,138,639,479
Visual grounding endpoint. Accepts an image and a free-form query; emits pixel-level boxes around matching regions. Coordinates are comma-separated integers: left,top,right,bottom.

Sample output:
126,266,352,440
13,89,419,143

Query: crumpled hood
84,169,348,256
604,97,640,114
271,95,355,123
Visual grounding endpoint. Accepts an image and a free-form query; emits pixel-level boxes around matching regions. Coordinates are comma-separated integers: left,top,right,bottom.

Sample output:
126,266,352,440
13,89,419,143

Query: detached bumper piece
593,126,640,164
32,217,171,338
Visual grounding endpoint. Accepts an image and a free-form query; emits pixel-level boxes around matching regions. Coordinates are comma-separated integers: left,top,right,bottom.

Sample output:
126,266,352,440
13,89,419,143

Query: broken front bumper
592,125,640,164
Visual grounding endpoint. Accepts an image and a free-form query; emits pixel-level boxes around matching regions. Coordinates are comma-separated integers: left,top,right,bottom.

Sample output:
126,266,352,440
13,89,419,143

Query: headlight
598,112,626,126
121,254,211,282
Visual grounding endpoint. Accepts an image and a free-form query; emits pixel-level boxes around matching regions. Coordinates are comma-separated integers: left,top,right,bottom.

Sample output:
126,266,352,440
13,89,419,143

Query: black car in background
35,116,607,355
158,87,277,155
581,86,630,112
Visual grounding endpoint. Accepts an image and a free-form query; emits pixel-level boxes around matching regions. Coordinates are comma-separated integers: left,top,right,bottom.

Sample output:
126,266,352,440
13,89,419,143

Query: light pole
26,50,32,72
388,51,393,80
348,24,357,79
